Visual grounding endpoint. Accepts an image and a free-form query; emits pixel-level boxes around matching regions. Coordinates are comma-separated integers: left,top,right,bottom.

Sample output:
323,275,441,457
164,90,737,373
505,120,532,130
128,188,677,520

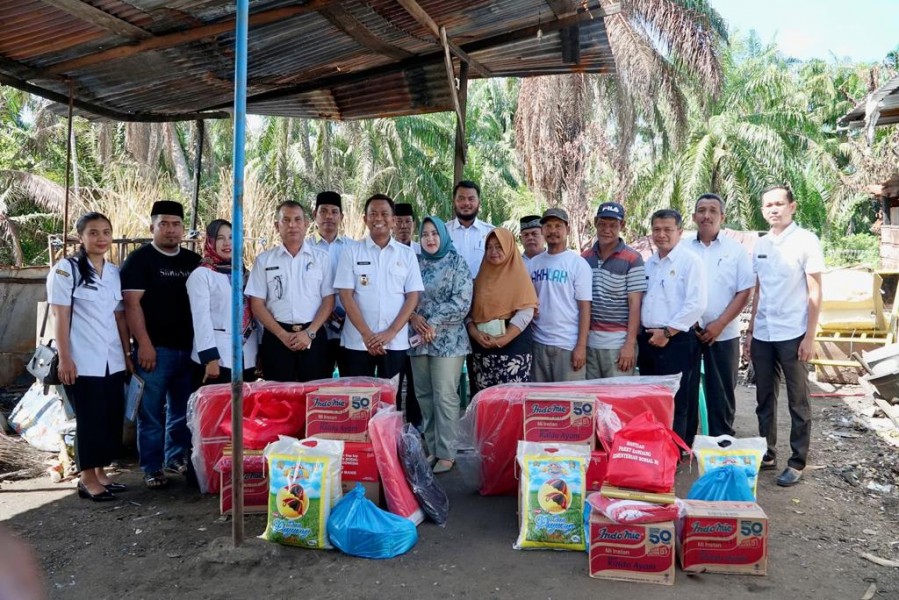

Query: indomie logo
312,398,348,409
530,404,568,415
690,522,735,535
597,527,641,541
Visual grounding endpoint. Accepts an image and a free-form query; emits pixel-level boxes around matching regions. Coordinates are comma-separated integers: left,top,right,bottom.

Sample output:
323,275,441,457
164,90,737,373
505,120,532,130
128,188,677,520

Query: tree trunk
165,122,193,197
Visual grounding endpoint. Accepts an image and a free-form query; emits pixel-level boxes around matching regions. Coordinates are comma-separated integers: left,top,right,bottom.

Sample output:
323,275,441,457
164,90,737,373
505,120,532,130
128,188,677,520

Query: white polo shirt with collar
447,217,494,277
642,243,707,332
334,235,424,351
245,243,334,324
682,232,754,341
752,222,825,342
47,258,126,377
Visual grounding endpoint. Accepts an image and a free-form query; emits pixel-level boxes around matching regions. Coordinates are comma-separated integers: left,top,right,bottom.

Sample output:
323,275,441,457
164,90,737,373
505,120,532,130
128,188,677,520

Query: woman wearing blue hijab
408,216,473,474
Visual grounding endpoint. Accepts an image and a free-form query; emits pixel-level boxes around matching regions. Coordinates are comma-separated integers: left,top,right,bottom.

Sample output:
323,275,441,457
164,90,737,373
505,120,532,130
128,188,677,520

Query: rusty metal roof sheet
0,0,617,122
838,75,899,130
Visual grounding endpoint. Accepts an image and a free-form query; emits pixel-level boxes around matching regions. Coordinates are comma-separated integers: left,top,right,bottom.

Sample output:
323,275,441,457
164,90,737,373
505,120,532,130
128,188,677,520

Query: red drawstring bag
220,395,304,449
604,411,690,493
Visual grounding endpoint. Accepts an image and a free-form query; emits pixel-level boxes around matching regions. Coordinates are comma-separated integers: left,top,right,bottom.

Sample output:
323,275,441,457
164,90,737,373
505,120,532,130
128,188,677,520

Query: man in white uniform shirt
447,180,494,277
310,191,353,375
746,185,823,487
336,194,424,378
528,208,592,382
639,209,707,446
683,194,753,440
247,201,335,382
519,214,545,267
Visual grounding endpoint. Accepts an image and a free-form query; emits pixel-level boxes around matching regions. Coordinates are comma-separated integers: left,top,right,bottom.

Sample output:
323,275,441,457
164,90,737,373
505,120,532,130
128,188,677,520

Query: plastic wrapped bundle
220,380,307,449
302,375,399,407
397,424,449,526
187,383,239,494
457,376,680,496
368,407,424,525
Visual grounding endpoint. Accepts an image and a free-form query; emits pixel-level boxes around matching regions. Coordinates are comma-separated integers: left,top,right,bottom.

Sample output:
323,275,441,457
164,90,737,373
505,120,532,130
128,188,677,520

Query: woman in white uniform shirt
49,212,132,502
187,219,258,386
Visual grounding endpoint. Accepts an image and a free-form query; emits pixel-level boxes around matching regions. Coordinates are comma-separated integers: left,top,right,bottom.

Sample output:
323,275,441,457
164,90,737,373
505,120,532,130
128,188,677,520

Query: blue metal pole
230,0,249,548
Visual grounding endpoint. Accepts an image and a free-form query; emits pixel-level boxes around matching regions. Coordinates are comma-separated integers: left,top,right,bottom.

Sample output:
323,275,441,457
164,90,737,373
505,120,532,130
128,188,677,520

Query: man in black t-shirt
121,200,200,489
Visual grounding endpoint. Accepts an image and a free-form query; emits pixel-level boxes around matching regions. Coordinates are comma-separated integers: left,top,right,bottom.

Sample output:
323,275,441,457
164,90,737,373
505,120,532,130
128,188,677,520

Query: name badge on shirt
758,254,767,259
357,261,371,266
265,266,280,271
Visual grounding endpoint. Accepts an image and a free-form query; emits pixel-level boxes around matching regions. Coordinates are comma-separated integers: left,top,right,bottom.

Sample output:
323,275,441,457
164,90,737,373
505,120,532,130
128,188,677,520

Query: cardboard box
218,450,269,515
523,393,595,448
677,500,768,575
341,441,379,482
305,386,379,441
588,513,675,585
586,450,608,491
340,480,383,507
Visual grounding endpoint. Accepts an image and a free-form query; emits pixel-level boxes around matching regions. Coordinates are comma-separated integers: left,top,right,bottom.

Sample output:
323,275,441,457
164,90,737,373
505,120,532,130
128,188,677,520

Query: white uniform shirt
186,267,259,369
46,258,126,377
447,217,494,277
753,223,825,342
411,241,421,255
642,244,708,332
245,243,335,324
682,233,754,341
334,235,424,351
311,233,355,340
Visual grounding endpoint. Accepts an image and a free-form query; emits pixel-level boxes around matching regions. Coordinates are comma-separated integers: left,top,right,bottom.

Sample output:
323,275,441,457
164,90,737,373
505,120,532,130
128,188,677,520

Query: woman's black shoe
103,482,128,493
77,481,117,502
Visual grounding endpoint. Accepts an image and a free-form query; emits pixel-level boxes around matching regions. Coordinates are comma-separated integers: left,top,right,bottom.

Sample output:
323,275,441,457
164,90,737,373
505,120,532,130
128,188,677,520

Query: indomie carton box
305,387,379,442
678,500,768,575
218,447,268,515
523,393,596,448
588,512,675,585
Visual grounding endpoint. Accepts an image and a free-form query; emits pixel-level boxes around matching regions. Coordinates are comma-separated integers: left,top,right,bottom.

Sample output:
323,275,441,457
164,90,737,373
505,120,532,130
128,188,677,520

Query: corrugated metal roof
838,75,899,129
0,0,617,121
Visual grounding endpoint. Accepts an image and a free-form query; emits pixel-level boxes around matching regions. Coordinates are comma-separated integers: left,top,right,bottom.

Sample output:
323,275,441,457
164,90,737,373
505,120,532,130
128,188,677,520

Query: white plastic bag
8,382,75,452
691,435,767,499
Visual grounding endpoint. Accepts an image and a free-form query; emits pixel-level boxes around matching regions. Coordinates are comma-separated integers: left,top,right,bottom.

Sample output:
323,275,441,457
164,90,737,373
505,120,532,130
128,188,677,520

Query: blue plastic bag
327,484,418,559
687,464,755,501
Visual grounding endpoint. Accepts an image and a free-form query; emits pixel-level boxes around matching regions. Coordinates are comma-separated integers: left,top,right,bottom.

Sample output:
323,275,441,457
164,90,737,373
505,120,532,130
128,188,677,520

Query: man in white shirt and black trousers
746,184,823,487
683,194,754,441
246,200,336,382
335,194,424,378
638,209,707,447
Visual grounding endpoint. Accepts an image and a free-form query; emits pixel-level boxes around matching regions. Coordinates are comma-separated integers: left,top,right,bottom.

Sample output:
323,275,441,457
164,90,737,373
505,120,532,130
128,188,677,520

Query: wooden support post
453,61,469,185
190,120,205,234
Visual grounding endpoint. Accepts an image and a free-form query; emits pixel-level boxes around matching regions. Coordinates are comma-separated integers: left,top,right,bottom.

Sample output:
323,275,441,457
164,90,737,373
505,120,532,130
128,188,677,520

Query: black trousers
261,323,331,382
325,338,345,377
64,369,126,471
751,335,811,470
191,364,258,389
399,356,421,427
341,349,407,380
637,331,698,445
689,336,739,438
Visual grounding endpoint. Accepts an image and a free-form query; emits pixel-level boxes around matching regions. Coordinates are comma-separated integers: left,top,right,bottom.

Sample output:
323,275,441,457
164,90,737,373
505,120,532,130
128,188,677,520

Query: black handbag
27,258,76,386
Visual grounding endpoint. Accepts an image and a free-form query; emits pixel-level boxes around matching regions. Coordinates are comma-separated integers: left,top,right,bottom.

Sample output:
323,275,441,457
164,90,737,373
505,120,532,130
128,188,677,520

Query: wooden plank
320,5,413,60
394,0,492,76
43,1,338,76
40,0,152,40
873,398,899,430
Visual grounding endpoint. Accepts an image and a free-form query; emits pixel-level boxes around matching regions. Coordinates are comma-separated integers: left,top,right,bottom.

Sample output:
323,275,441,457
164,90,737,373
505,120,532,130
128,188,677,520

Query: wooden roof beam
42,0,339,76
40,0,152,40
320,4,412,60
394,0,492,77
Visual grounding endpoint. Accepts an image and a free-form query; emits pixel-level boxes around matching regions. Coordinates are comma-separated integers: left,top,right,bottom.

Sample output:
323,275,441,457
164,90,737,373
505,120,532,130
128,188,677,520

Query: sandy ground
1,379,898,600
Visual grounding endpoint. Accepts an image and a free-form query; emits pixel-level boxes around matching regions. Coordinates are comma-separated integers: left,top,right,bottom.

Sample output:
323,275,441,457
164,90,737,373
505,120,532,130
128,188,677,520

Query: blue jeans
136,347,194,474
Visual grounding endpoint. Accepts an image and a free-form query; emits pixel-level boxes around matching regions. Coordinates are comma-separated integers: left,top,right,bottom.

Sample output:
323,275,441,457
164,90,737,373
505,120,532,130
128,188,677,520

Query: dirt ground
1,378,898,600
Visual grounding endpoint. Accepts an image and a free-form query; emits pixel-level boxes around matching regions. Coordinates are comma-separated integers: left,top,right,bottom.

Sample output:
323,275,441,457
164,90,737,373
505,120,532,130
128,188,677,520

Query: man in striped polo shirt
581,202,647,378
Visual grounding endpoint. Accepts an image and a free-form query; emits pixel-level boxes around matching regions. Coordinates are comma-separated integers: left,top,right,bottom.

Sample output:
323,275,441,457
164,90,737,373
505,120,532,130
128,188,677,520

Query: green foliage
822,233,880,268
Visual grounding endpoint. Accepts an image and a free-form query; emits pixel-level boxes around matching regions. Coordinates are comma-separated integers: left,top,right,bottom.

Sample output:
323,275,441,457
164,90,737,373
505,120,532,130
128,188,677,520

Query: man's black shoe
776,467,803,487
760,455,777,471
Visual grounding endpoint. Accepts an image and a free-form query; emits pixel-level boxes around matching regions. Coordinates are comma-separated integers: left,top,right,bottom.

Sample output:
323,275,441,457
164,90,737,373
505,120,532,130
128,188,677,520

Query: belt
277,321,312,332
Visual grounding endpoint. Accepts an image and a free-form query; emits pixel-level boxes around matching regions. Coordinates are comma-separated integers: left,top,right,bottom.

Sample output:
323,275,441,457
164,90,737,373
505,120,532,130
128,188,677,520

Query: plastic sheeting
368,407,425,525
457,376,680,496
187,377,397,494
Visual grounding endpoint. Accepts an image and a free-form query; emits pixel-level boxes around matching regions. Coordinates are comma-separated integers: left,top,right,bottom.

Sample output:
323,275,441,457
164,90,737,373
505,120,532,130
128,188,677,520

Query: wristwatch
663,327,673,339
307,329,317,340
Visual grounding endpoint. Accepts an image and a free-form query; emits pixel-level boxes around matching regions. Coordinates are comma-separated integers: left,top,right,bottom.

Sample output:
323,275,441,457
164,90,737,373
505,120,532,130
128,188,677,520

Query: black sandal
144,471,169,489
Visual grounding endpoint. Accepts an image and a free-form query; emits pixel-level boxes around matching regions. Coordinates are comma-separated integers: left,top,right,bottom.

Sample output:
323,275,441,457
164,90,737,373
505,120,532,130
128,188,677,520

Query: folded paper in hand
476,319,506,336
